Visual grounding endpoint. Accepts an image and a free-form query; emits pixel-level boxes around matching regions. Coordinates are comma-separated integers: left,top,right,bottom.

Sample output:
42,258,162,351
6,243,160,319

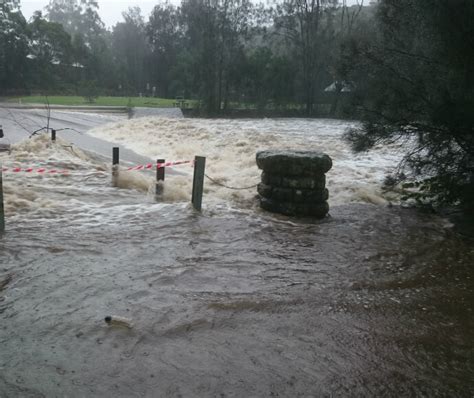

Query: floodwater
0,117,473,397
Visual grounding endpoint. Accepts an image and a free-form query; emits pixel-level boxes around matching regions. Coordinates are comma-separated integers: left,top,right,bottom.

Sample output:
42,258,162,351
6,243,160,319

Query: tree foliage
0,0,28,90
147,3,181,98
46,0,104,38
112,7,148,94
180,0,253,113
28,11,73,89
273,0,338,115
344,0,474,208
1,0,354,108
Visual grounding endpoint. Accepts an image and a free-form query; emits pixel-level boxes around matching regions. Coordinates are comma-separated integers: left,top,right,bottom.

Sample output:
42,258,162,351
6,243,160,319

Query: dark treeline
0,0,374,116
1,0,473,208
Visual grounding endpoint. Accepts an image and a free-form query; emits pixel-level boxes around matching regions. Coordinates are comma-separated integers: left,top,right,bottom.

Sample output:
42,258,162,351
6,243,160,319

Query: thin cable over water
204,173,259,190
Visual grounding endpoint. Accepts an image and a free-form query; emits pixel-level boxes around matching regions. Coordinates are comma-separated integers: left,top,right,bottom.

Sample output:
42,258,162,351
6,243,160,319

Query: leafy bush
78,80,99,103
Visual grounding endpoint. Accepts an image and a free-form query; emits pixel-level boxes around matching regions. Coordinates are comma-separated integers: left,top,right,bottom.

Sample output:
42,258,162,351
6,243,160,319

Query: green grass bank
7,96,195,108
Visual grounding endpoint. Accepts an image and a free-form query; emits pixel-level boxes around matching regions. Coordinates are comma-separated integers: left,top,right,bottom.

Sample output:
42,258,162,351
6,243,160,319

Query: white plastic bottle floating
104,315,133,329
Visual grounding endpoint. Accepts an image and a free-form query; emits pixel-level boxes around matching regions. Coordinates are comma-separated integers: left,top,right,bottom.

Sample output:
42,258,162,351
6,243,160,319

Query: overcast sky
21,0,161,27
20,0,364,29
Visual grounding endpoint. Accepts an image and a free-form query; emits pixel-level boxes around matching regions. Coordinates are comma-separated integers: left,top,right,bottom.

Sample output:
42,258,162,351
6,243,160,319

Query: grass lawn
8,96,195,108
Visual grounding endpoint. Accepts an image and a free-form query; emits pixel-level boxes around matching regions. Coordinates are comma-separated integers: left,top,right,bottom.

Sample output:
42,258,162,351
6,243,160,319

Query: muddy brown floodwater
1,201,473,397
0,117,473,397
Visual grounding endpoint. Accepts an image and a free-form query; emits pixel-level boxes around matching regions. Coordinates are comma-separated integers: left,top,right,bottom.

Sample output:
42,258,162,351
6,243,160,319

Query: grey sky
20,0,364,28
21,0,160,27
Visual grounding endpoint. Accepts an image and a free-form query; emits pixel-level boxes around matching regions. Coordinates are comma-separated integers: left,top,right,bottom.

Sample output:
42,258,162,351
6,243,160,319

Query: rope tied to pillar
204,173,259,190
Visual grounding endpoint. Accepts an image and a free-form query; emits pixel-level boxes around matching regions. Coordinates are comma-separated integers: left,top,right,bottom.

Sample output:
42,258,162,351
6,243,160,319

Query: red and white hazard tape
126,160,192,171
2,166,69,174
0,159,193,175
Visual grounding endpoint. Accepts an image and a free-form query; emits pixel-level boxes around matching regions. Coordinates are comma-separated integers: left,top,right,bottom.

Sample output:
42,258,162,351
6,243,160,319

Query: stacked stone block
256,150,332,218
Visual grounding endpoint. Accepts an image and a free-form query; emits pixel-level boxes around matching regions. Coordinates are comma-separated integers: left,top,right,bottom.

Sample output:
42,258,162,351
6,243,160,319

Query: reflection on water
0,119,473,396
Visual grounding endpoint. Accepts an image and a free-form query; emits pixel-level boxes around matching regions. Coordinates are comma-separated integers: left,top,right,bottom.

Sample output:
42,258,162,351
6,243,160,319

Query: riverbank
4,95,184,108
3,96,348,119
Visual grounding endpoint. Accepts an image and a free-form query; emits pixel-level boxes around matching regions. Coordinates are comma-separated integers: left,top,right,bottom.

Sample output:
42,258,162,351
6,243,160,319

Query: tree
273,0,339,115
327,0,365,116
46,0,104,38
78,79,99,102
28,11,73,90
46,0,114,88
243,47,296,110
112,7,149,94
0,0,29,91
180,0,253,114
146,3,182,98
345,0,474,209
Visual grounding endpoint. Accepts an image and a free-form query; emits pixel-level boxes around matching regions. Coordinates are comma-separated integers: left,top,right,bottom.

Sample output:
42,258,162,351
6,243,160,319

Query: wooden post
51,129,56,142
0,165,5,233
192,156,206,211
156,159,165,198
112,147,119,187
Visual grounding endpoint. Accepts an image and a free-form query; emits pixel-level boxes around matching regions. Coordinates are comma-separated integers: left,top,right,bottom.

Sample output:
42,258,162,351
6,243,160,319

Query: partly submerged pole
156,159,165,198
51,129,56,142
0,165,5,233
112,147,119,187
192,156,206,211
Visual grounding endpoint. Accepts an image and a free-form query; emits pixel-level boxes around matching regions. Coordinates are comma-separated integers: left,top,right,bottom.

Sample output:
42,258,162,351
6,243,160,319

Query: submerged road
0,110,473,396
0,105,183,167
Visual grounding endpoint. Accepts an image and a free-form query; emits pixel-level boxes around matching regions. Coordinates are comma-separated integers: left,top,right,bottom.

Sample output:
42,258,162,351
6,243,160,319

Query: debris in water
104,315,133,329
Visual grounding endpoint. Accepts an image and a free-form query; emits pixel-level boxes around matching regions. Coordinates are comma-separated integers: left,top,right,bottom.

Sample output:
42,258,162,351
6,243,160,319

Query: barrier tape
0,159,193,175
2,167,69,174
126,160,193,171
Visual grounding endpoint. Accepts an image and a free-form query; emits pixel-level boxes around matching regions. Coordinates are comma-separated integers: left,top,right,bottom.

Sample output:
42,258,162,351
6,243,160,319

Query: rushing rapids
0,115,472,397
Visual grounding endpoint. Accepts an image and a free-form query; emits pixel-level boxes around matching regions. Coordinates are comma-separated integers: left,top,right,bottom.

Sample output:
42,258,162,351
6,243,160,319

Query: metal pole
51,129,56,142
112,147,119,187
191,156,206,211
113,147,120,165
0,165,5,233
156,159,165,198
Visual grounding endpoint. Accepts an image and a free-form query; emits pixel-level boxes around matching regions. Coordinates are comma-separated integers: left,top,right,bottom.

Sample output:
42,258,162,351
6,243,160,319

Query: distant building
324,81,354,93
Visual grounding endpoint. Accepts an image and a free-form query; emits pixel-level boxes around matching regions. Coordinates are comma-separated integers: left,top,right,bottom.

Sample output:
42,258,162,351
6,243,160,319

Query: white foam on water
0,118,406,218
90,117,404,207
0,134,109,216
116,170,152,193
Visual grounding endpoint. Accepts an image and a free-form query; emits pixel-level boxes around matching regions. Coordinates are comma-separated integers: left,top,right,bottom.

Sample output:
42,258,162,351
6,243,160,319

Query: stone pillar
256,150,332,218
